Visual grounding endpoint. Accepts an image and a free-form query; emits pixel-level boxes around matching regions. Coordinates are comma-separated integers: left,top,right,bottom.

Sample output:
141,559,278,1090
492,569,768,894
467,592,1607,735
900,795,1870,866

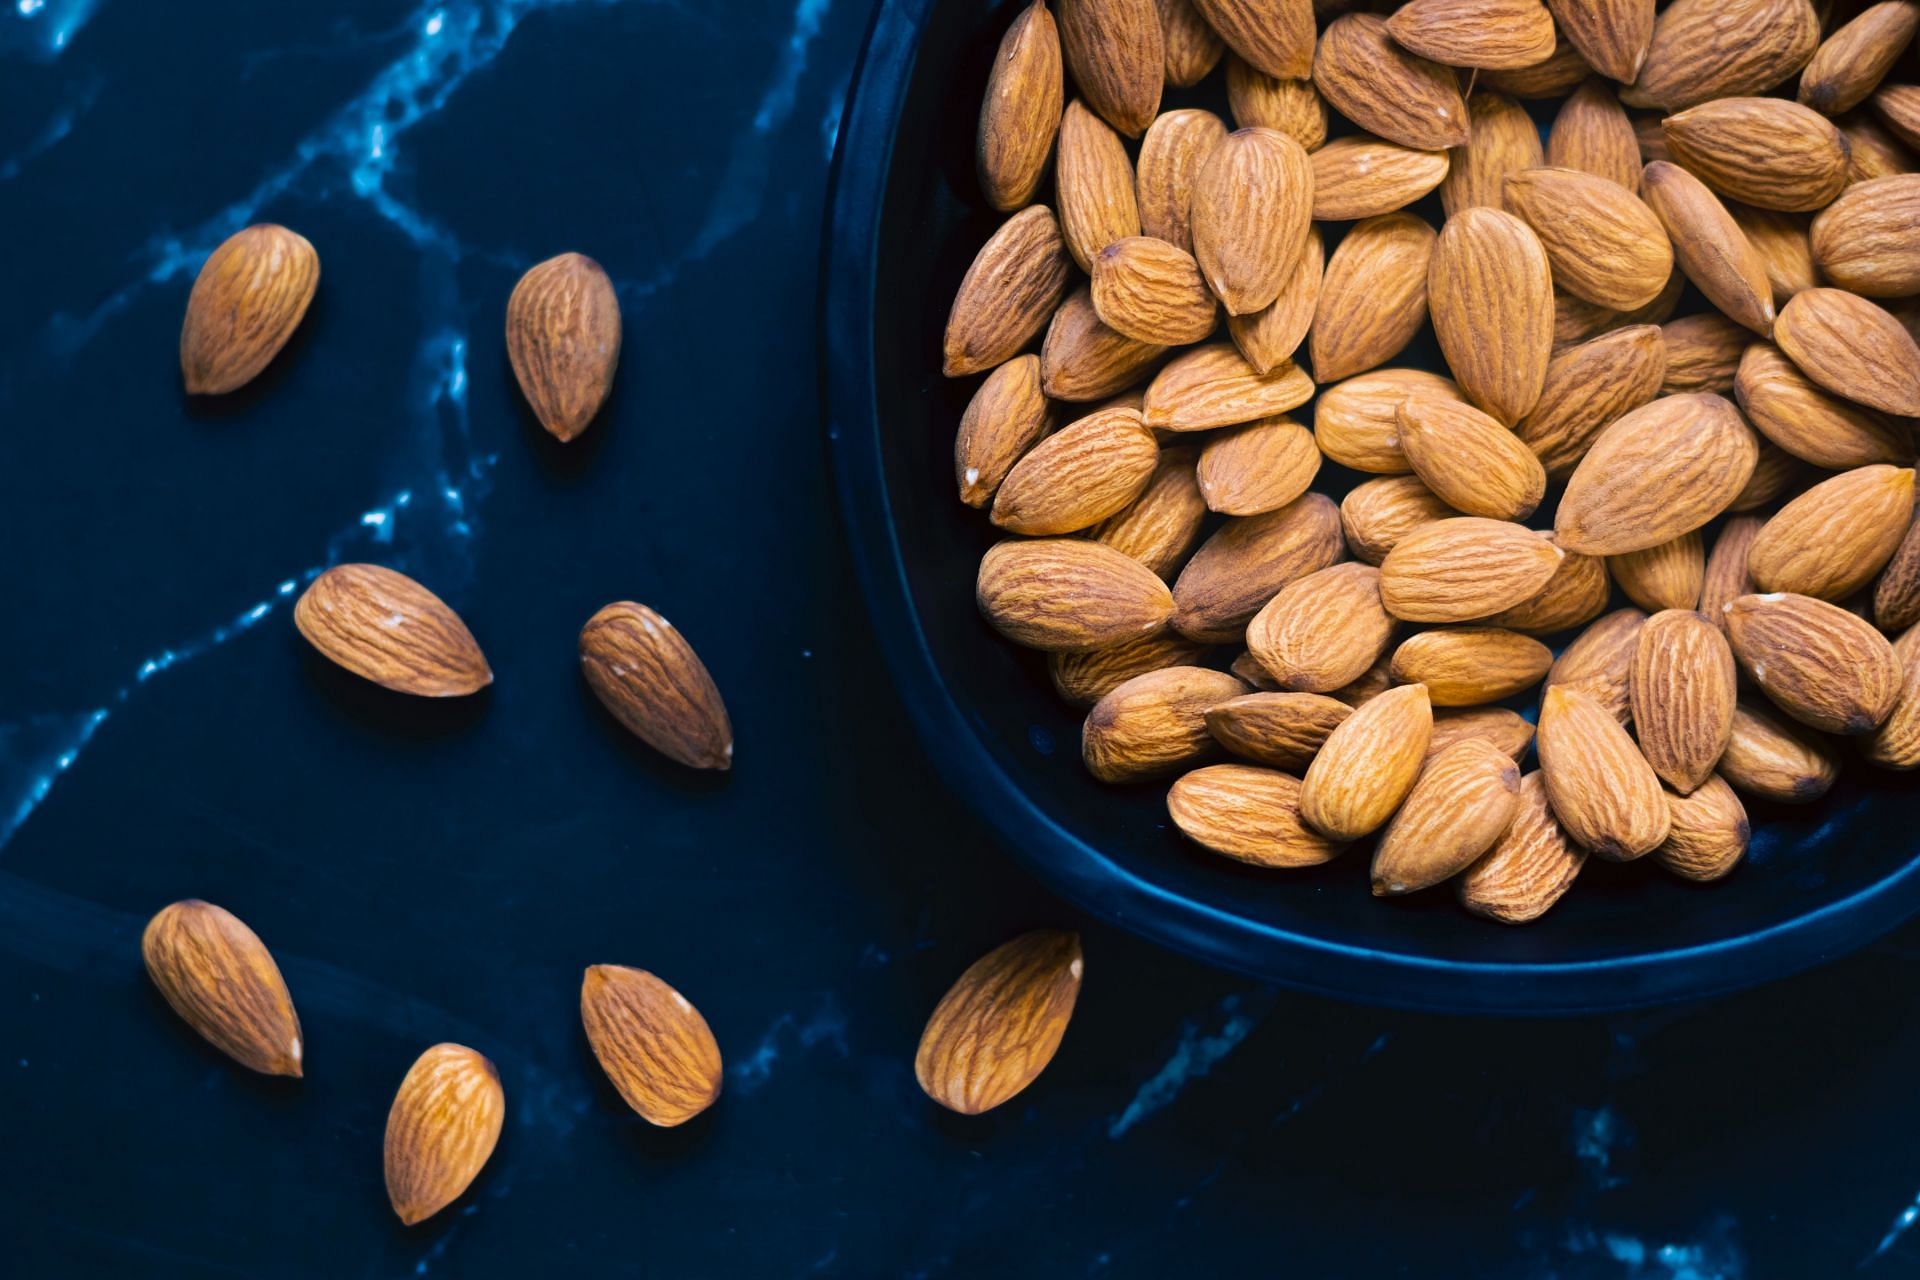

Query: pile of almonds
952,0,1920,923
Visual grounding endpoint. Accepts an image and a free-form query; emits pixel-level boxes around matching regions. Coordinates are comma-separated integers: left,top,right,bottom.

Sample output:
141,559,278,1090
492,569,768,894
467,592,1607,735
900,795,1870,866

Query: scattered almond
915,930,1082,1115
142,900,302,1077
384,1044,505,1226
580,965,722,1126
295,564,491,697
180,224,319,396
580,602,734,770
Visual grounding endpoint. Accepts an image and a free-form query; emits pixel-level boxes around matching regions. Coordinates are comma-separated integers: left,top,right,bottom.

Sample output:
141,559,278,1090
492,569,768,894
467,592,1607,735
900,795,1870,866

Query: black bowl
820,0,1920,1013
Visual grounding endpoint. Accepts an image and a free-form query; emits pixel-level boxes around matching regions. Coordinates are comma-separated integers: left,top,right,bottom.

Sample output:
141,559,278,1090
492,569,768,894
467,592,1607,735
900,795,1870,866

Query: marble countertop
1,2,1916,1276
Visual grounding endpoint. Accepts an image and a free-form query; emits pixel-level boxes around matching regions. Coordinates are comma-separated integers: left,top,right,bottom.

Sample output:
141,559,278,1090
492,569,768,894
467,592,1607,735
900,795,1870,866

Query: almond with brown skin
1168,765,1348,867
1228,227,1323,373
295,564,491,697
1873,83,1920,150
1300,682,1435,839
1538,685,1670,859
1729,204,1820,303
1158,0,1225,86
1877,512,1920,632
1504,167,1673,312
1843,115,1918,185
1041,287,1169,401
1659,314,1748,395
1092,237,1218,346
1729,441,1808,515
1050,630,1212,707
1373,739,1524,895
1205,692,1353,769
992,407,1160,535
915,930,1082,1115
1057,0,1162,137
1143,342,1315,430
1515,325,1668,478
1864,625,1920,769
1632,113,1670,167
1379,518,1566,622
1192,0,1316,80
580,965,722,1126
979,0,1065,211
1396,394,1549,521
1387,0,1558,70
1555,393,1759,555
1136,109,1228,255
1656,774,1750,881
1457,772,1586,924
180,224,319,396
1544,607,1647,725
979,539,1175,651
1720,699,1839,801
1309,213,1434,383
1798,1,1920,116
1735,342,1916,467
1811,175,1920,297
944,206,1075,377
1548,78,1642,191
1610,531,1704,613
1315,14,1471,151
1724,591,1902,734
1630,608,1737,793
1309,135,1452,221
1340,475,1459,566
1440,94,1543,217
142,900,302,1077
1226,56,1328,148
1748,466,1916,600
580,602,733,770
1191,128,1313,315
1091,444,1208,577
1330,657,1397,708
1430,706,1537,760
1058,102,1143,272
1625,0,1820,111
1196,417,1320,515
1172,493,1346,642
1775,288,1920,415
1544,0,1652,83
385,1044,504,1226
1662,97,1851,213
1428,207,1555,425
1389,627,1552,705
1701,515,1763,636
1313,367,1459,473
504,252,621,442
1480,37,1592,98
1246,562,1396,693
957,356,1051,508
1552,270,1685,350
1640,162,1777,336
1482,535,1612,635
1083,666,1249,781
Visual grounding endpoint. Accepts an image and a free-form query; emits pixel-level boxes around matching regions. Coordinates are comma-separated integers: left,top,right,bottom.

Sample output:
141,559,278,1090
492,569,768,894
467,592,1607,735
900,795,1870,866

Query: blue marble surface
1,2,1918,1276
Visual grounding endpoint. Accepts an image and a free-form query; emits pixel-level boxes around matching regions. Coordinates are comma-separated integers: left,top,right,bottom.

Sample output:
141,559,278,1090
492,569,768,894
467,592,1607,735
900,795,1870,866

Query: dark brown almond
1196,416,1321,515
1168,764,1348,867
977,538,1176,651
1555,393,1759,555
944,206,1075,377
1057,0,1163,136
1314,13,1471,151
1631,608,1738,793
1205,692,1354,769
296,564,491,697
1172,493,1347,643
979,0,1065,211
1724,591,1903,734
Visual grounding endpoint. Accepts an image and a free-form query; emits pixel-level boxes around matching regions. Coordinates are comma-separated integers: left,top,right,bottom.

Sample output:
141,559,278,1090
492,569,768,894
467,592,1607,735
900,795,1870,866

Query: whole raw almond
1552,270,1685,349
1480,37,1592,98
1872,83,1920,150
1729,204,1820,303
1057,0,1162,136
1457,772,1586,923
915,930,1082,1115
1544,606,1648,726
1192,0,1316,80
142,900,302,1077
1609,531,1705,612
1548,78,1643,191
1205,691,1353,769
1701,515,1763,635
957,355,1051,507
1876,511,1920,632
1774,288,1920,415
1314,13,1471,151
1372,739,1524,895
1662,97,1851,212
1748,465,1916,600
1058,102,1144,272
1041,287,1169,400
1545,0,1653,83
1331,657,1397,708
1864,625,1920,769
1504,166,1673,312
1309,135,1453,221
1389,627,1552,705
385,1044,504,1226
1172,492,1346,642
1625,0,1820,111
1482,535,1612,635
1724,591,1903,733
1555,393,1759,555
1191,128,1314,315
978,538,1175,650
1050,629,1213,707
1395,394,1549,520
504,252,621,442
1640,162,1777,336
1729,437,1809,512
1656,774,1750,881
1516,325,1669,477
1092,236,1219,345
1225,55,1328,147
1429,705,1537,760
295,564,491,697
1228,226,1324,373
1313,367,1459,473
979,0,1065,211
580,965,722,1126
180,224,319,396
1844,114,1919,185
1659,314,1749,395
1168,764,1348,866
1196,416,1321,515
1246,562,1396,693
1439,93,1544,217
1091,444,1208,577
944,206,1075,377
1720,698,1840,801
1385,0,1558,70
1537,685,1671,859
1799,1,1920,116
1136,109,1229,254
1733,344,1915,468
1428,207,1555,425
1158,0,1225,87
1632,113,1671,167
1340,475,1459,565
1811,175,1920,297
1630,608,1737,793
1083,666,1249,781
1143,342,1315,430
992,406,1161,535
579,602,734,770
1379,518,1566,622
1300,682,1435,840
1310,213,1435,382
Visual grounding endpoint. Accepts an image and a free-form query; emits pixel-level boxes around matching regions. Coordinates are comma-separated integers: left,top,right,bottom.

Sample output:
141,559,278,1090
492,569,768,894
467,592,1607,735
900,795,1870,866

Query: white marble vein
1865,1187,1920,1267
1,0,98,59
1107,991,1272,1139
729,994,849,1094
0,75,99,181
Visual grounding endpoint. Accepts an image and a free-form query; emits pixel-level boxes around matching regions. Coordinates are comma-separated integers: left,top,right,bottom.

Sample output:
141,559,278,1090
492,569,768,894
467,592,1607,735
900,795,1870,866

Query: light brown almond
1609,531,1704,612
1876,510,1920,632
1309,134,1452,221
1225,56,1328,148
979,0,1066,211
1373,739,1524,895
1656,774,1750,881
992,406,1160,535
1720,698,1840,801
1058,101,1143,272
1057,0,1163,136
1701,515,1764,635
1168,764,1349,866
1092,236,1219,345
978,538,1176,650
1192,0,1316,80
1799,1,1920,116
944,206,1075,377
1864,624,1920,769
1555,393,1759,555
1516,325,1669,478
1299,682,1435,839
385,1044,504,1226
1479,37,1593,98
1724,591,1902,733
1440,93,1544,217
1246,562,1396,693
957,356,1052,508
1662,97,1851,212
1172,492,1347,642
1396,393,1549,520
1728,204,1820,303
1544,606,1648,725
1428,207,1556,425
1310,212,1435,382
1658,313,1748,395
1090,443,1208,577
580,965,722,1127
1544,0,1653,83
295,564,491,697
142,900,302,1077
1429,705,1537,760
1748,465,1916,600
1552,270,1685,350
1457,772,1586,923
1143,342,1315,430
1314,13,1471,151
580,602,734,770
1379,517,1566,622
1630,608,1737,793
1389,627,1552,705
1191,128,1314,315
1481,535,1612,635
1547,78,1641,192
1386,0,1558,70
1136,108,1229,254
180,223,319,396
1313,367,1459,473
1625,0,1820,111
1811,174,1920,297
1040,287,1169,401
1050,630,1213,708
915,930,1082,1115
1196,416,1321,515
1504,166,1673,311
1158,0,1225,86
1205,692,1353,769
1775,287,1920,415
1228,226,1323,373
1874,83,1920,150
1640,162,1777,336
1340,475,1459,565
1083,666,1249,781
1537,685,1671,859
1843,114,1919,185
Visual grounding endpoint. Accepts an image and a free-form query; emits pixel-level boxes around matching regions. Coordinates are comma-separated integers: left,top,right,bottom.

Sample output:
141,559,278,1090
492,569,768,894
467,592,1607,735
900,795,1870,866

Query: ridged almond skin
944,206,1075,377
1874,83,1920,150
1656,774,1751,882
1246,562,1395,693
1548,78,1642,192
1658,314,1748,395
1729,438,1809,512
1378,517,1566,623
180,224,319,396
1552,270,1684,350
1429,706,1537,760
978,539,1175,651
1515,325,1668,478
1640,162,1778,337
1630,609,1737,794
1372,739,1524,895
1725,592,1902,734
1340,475,1459,566
1313,367,1461,473
1503,167,1672,311
1481,535,1611,635
1228,227,1324,373
1082,666,1248,781
1720,699,1840,802
1774,288,1920,416
1480,38,1592,99
1158,0,1225,87
1057,0,1162,136
1191,128,1314,315
295,564,491,697
1314,14,1471,151
1544,607,1647,726
1799,1,1920,116
1843,114,1918,185
1734,345,1916,469
1168,764,1348,867
1309,135,1453,221
1142,342,1315,430
1050,630,1212,708
384,1044,505,1226
505,252,621,443
1171,492,1346,642
1205,692,1353,769
1386,0,1558,71
1041,287,1169,401
1092,236,1219,345
1058,102,1144,272
915,930,1082,1115
1701,515,1763,636
1609,531,1704,612
1555,393,1759,555
957,355,1052,508
1458,772,1586,924
1136,109,1229,254
1538,685,1671,860
1090,444,1208,577
1811,175,1920,297
1624,0,1820,111
978,1,1065,211
1440,94,1544,218
1226,56,1328,148
1395,394,1548,520
1428,207,1555,425
1729,204,1820,303
580,965,722,1127
1191,0,1316,80
1662,97,1851,213
1196,417,1320,515
1545,0,1653,83
1299,683,1435,840
1864,625,1920,769
580,603,734,770
142,900,302,1077
992,406,1161,535
1748,466,1916,600
1309,212,1435,382
1388,627,1553,705
1877,511,1920,632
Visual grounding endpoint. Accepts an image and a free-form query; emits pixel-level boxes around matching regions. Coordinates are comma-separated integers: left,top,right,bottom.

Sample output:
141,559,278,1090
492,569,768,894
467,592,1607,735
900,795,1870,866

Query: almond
1386,0,1557,70
1729,438,1809,512
1720,699,1840,802
944,206,1075,377
1387,627,1551,706
1372,739,1524,895
1555,393,1759,555
1552,270,1685,349
1429,705,1537,760
1379,517,1566,622
1457,772,1586,923
1309,134,1452,221
1609,531,1704,612
915,930,1082,1115
1158,0,1225,87
1863,624,1920,769
1191,0,1316,80
1661,97,1851,212
1480,38,1593,98
1191,128,1314,314
1748,465,1916,600
1142,342,1315,430
1876,511,1920,632
1168,764,1348,866
1315,13,1471,151
1313,367,1459,473
1083,666,1248,781
1774,287,1920,415
1538,685,1670,859
1300,682,1435,839
1225,56,1328,147
1658,313,1748,395
979,0,1065,211
1729,204,1820,303
1515,325,1668,478
1057,0,1162,136
580,965,722,1126
1481,535,1612,635
1632,112,1671,167
1395,393,1549,520
1041,287,1169,400
1136,108,1229,254
1798,1,1920,116
1205,691,1353,769
1503,166,1672,312
1872,82,1920,150
1630,608,1737,793
1656,774,1750,882
385,1044,505,1225
992,408,1160,536
1091,444,1209,576
1544,0,1653,83
1640,162,1777,336
1196,416,1321,515
1701,515,1764,635
1428,207,1555,425
578,602,733,770
1724,591,1902,733
1340,475,1459,565
1227,226,1323,373
505,251,624,443
1548,78,1642,191
1331,656,1397,707
1544,606,1647,725
1625,0,1820,111
1050,630,1213,707
1231,650,1279,690
1246,562,1396,692
1310,212,1435,382
957,356,1052,508
142,900,302,1077
295,564,491,697
1092,236,1219,345
180,224,318,396
1058,101,1144,271
1843,114,1918,185
979,538,1175,651
1811,175,1920,297
1172,492,1346,642
1440,93,1544,217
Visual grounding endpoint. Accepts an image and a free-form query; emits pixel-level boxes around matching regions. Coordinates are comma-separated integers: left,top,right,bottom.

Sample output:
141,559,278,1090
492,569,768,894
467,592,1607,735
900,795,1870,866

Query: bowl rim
817,0,1920,1015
